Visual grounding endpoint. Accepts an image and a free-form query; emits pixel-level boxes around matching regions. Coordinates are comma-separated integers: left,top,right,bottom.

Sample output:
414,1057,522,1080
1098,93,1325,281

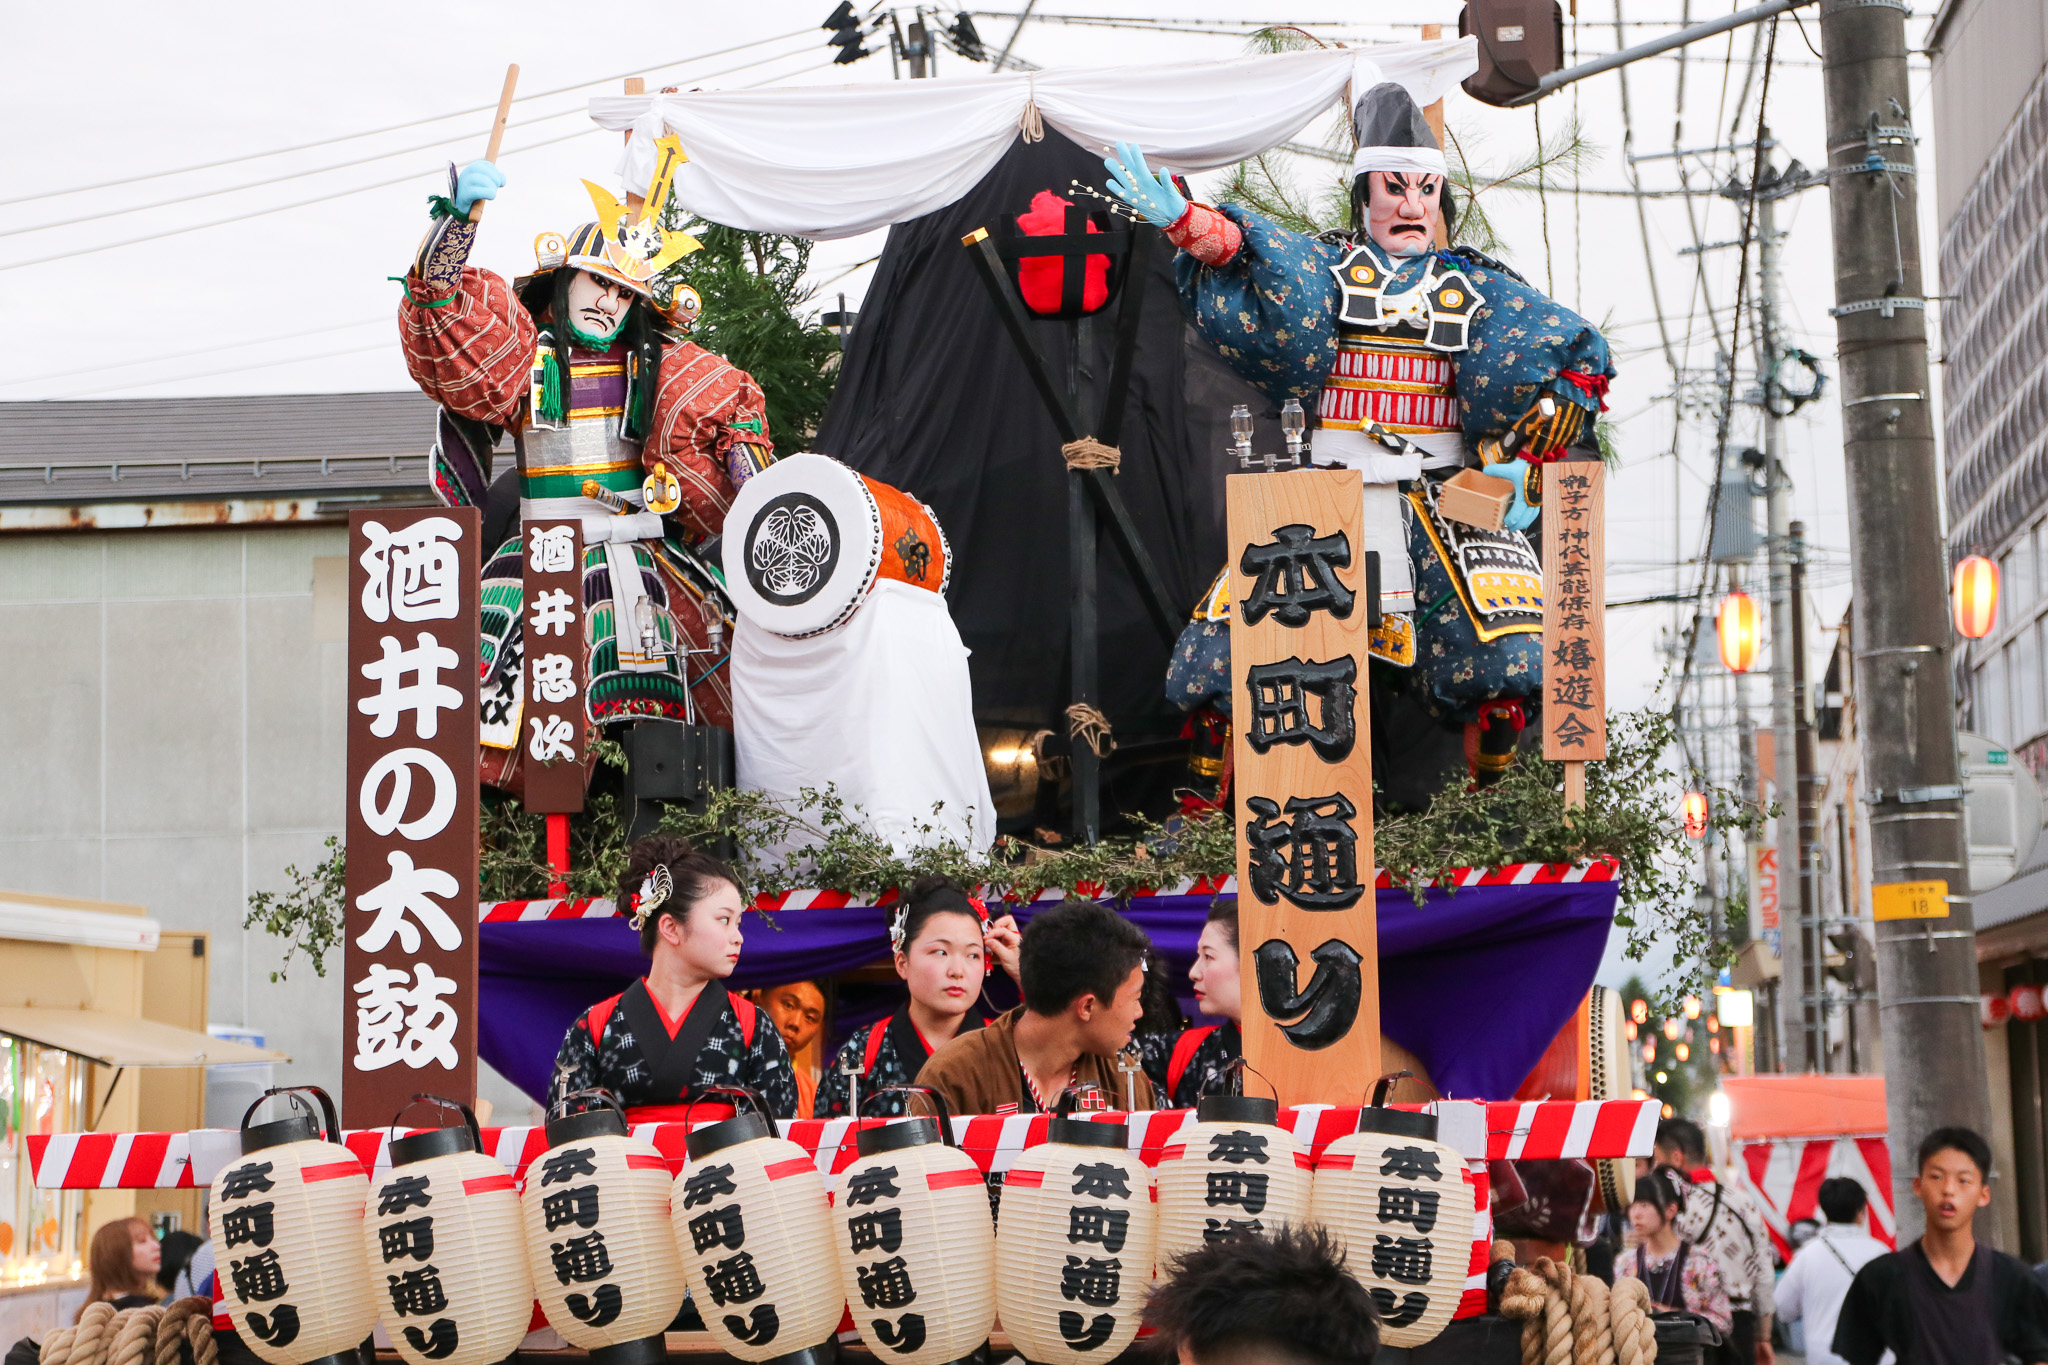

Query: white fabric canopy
587,40,1478,239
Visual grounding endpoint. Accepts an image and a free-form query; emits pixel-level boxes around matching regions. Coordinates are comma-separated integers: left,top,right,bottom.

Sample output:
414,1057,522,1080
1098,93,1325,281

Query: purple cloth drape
480,880,1617,1108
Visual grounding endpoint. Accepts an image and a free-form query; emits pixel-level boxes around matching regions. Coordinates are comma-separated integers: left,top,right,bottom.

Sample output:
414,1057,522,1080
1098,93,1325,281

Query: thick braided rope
69,1301,118,1365
184,1312,218,1365
1536,1258,1576,1365
156,1299,211,1365
1572,1271,1616,1365
1610,1275,1657,1365
40,1327,77,1365
111,1306,164,1365
1498,1266,1553,1365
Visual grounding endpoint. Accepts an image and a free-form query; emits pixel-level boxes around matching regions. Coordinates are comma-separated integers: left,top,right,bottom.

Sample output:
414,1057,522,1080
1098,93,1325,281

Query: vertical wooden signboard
343,507,481,1125
1542,460,1607,787
520,520,587,813
1227,470,1381,1105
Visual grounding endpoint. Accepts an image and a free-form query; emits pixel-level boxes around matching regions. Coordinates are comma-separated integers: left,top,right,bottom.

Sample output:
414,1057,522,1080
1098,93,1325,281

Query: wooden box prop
520,519,588,813
210,1087,378,1365
994,1097,1157,1364
365,1097,533,1365
832,1087,995,1365
1436,468,1514,532
1309,1087,1476,1348
343,507,482,1125
1153,1095,1310,1275
670,1087,843,1365
1541,461,1606,762
521,1092,687,1365
1226,470,1381,1103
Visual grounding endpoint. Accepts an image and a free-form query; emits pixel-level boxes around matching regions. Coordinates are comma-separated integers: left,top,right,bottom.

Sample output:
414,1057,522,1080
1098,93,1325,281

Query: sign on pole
343,507,481,1124
1227,469,1381,1105
1751,843,1781,955
519,520,587,813
1543,459,1607,764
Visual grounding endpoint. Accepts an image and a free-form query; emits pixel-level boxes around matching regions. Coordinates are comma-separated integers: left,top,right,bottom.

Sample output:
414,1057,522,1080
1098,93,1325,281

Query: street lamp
1718,590,1760,672
1953,554,1999,639
1680,790,1710,839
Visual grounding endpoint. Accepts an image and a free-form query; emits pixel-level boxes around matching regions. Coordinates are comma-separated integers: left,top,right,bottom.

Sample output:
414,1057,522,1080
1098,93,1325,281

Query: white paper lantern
521,1092,688,1365
1154,1096,1310,1275
1310,1102,1477,1348
832,1088,995,1365
995,1106,1156,1365
363,1098,534,1365
670,1087,843,1365
210,1087,378,1365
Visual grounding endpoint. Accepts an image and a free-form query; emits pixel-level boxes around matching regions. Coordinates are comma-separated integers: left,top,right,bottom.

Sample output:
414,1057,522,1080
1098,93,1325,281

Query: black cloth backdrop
815,132,1259,775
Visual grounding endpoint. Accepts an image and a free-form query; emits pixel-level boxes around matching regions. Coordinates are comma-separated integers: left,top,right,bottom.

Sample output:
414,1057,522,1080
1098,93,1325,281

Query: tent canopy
0,1008,288,1068
1723,1073,1888,1141
588,41,1479,239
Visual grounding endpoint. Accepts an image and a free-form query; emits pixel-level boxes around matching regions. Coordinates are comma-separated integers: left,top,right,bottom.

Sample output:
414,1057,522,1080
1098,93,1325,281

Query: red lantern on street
1984,994,2014,1028
1953,555,1999,639
2010,985,2046,1022
1718,591,1760,673
1680,791,1710,840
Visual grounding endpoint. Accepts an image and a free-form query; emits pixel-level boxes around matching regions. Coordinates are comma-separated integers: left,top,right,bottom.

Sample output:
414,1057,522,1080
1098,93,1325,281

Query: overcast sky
0,1,1942,991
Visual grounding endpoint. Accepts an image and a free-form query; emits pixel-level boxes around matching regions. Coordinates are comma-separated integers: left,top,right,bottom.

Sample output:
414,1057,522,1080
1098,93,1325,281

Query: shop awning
0,1008,289,1067
1723,1074,1887,1141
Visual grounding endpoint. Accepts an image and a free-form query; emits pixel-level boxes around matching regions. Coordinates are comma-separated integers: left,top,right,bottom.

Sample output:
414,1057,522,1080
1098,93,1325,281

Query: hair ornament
630,864,674,932
888,901,911,954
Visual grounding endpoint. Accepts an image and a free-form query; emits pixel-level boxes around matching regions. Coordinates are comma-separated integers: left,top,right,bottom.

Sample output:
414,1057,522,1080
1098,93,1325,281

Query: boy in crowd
1833,1127,2048,1365
1146,1225,1381,1365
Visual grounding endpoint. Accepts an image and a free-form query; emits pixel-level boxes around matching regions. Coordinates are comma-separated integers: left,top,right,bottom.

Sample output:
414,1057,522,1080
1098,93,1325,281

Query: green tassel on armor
426,194,462,221
536,350,566,425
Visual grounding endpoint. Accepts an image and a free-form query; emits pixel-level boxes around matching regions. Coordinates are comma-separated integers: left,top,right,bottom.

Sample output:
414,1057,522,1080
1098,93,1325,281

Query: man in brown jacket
917,899,1161,1114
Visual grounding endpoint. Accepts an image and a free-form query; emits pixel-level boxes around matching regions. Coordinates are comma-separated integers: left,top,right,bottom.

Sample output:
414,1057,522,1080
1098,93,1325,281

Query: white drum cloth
734,580,996,859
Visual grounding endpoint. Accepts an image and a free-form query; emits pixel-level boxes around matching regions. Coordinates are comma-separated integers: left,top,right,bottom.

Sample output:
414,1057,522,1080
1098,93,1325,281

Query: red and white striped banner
479,859,1620,921
1738,1135,1897,1260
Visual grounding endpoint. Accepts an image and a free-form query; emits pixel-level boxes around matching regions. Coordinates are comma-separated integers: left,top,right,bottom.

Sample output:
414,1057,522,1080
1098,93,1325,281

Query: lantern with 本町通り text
995,1090,1156,1365
364,1096,533,1365
670,1086,843,1365
521,1090,687,1365
210,1087,378,1365
1309,1078,1476,1348
1153,1090,1310,1275
832,1086,995,1365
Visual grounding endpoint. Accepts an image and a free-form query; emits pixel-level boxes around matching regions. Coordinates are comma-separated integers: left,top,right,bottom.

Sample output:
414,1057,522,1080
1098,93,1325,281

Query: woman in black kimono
1138,900,1243,1108
548,835,800,1120
814,875,1019,1118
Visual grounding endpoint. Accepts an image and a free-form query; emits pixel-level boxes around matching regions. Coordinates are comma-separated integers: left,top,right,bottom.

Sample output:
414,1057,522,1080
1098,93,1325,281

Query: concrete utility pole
1789,519,1824,1068
1818,0,1990,1237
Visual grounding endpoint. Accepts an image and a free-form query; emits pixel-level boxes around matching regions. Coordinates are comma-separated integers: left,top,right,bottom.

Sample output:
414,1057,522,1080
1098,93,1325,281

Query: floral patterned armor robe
1164,202,1614,729
398,197,773,785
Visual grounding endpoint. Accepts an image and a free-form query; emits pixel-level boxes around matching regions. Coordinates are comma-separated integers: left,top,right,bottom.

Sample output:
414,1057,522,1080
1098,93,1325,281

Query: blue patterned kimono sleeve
1175,206,1349,411
1453,261,1615,436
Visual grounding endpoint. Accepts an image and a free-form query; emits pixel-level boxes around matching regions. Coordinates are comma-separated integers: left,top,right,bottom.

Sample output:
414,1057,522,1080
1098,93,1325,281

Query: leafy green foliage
242,836,347,982
670,221,842,444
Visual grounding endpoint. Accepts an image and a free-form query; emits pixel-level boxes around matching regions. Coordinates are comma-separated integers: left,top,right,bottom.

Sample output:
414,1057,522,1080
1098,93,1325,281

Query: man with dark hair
1652,1116,1777,1365
917,900,1159,1115
1833,1127,2048,1364
1777,1178,1885,1365
1146,1224,1379,1365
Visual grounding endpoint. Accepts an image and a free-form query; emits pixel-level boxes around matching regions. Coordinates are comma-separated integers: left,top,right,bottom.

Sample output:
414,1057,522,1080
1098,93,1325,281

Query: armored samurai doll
1115,83,1614,783
395,143,775,788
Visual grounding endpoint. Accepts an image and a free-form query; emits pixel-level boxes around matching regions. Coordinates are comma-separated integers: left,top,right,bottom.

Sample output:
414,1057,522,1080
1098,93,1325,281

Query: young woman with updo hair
813,875,1022,1118
546,835,800,1120
1137,900,1244,1109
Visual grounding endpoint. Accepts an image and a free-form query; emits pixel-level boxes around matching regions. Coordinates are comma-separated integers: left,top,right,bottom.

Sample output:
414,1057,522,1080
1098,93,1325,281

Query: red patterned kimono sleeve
1165,202,1243,267
398,266,538,425
646,340,775,542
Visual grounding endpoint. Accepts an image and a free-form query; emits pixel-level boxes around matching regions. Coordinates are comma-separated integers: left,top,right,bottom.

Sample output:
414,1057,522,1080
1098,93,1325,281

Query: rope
185,1312,218,1365
1498,1266,1551,1365
156,1300,213,1365
1020,76,1044,142
40,1327,76,1365
111,1306,164,1365
1065,702,1116,757
1609,1275,1657,1365
1061,437,1122,471
1572,1272,1616,1365
1537,1258,1576,1365
69,1301,118,1365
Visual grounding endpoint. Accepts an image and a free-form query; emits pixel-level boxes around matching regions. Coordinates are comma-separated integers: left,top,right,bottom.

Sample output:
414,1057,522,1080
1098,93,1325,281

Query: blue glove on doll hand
1502,458,1540,532
453,160,505,215
1102,140,1188,228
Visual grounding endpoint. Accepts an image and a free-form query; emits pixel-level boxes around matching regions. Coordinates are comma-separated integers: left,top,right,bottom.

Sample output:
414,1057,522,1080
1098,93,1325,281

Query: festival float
28,34,1680,1365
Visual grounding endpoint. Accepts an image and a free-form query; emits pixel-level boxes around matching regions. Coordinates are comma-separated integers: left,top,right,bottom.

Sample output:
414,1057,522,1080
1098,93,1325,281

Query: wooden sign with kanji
1226,469,1381,1105
1542,459,1607,763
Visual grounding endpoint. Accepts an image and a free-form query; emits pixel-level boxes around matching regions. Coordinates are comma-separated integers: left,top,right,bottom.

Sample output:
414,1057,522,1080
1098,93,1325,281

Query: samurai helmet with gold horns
515,135,704,332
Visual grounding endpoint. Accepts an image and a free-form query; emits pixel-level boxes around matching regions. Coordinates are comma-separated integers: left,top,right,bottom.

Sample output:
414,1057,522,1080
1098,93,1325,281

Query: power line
0,317,391,389
0,28,814,209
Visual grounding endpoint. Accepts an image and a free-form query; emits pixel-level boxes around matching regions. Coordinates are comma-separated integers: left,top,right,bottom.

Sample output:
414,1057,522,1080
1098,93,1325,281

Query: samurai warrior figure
396,143,775,787
1113,82,1614,783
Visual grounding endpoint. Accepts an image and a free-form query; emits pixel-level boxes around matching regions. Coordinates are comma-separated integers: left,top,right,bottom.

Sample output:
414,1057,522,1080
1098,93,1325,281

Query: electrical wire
0,28,817,208
0,316,390,388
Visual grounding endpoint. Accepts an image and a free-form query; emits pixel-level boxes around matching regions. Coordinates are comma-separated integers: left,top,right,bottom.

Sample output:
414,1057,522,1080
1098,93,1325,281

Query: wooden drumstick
468,63,521,224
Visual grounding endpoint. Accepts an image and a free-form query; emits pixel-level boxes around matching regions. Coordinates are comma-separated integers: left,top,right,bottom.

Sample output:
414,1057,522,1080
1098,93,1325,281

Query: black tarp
815,131,1266,826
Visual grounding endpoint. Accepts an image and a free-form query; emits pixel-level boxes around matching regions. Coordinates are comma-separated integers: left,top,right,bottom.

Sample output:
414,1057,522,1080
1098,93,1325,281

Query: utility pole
1790,519,1824,1068
1819,0,1990,1239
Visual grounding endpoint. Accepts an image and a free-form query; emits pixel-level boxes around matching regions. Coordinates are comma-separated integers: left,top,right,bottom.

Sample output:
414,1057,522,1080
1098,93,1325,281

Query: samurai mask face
1364,170,1443,257
565,269,636,345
